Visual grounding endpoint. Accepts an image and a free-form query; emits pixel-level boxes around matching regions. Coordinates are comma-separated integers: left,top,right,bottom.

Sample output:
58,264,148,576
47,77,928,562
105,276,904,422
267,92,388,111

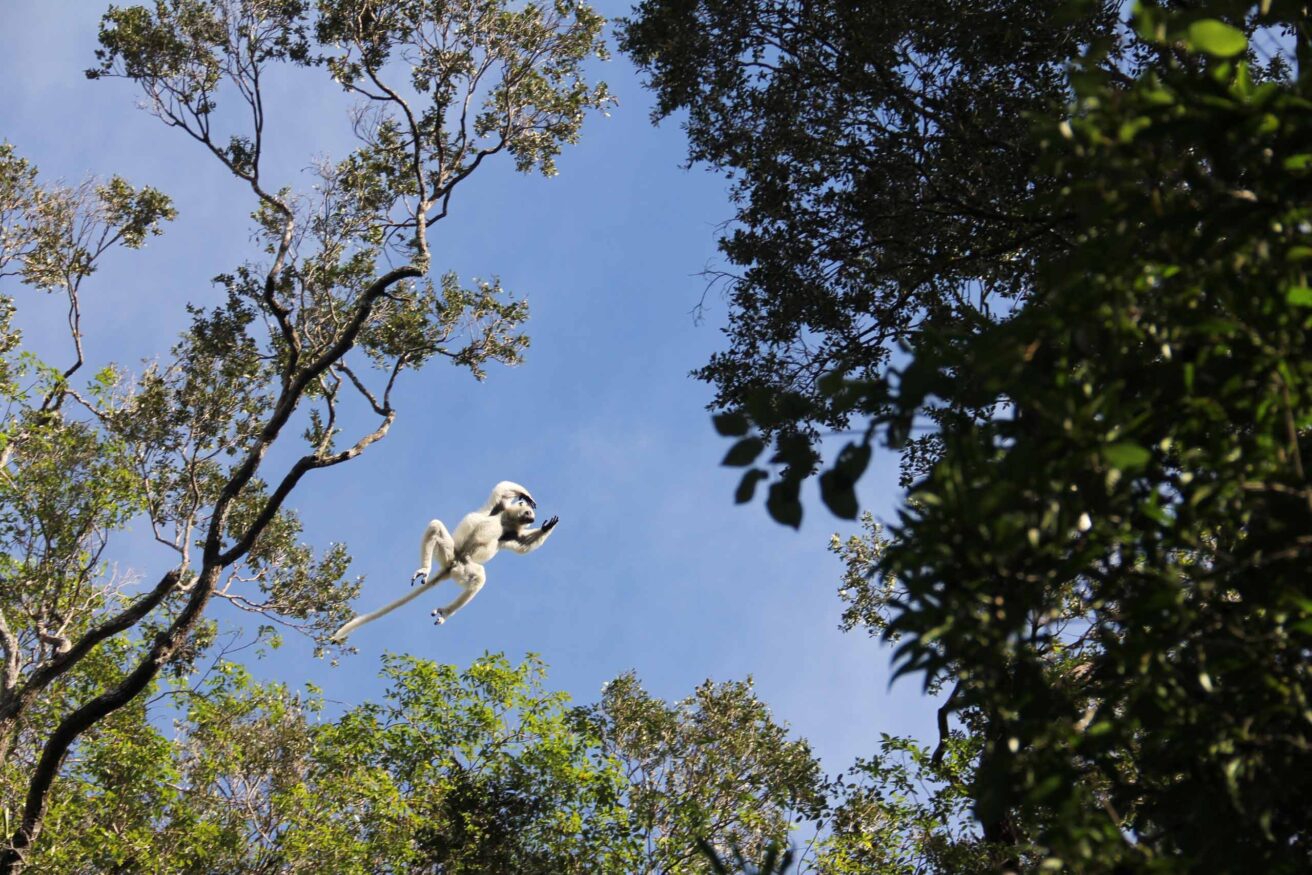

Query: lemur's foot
431,608,447,626
411,570,426,587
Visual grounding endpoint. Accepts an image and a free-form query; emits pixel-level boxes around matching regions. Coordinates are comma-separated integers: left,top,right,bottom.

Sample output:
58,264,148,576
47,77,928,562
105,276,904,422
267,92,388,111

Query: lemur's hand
411,570,426,587
542,515,559,532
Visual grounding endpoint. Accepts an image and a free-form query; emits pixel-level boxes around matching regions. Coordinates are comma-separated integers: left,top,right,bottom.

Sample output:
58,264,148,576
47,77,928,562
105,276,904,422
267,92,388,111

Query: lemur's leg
413,519,456,586
500,516,560,555
432,562,487,625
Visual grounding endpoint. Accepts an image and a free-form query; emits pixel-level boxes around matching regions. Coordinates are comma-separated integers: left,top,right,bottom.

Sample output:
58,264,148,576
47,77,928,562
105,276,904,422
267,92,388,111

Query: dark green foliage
875,6,1312,868
621,0,1125,439
640,0,1312,869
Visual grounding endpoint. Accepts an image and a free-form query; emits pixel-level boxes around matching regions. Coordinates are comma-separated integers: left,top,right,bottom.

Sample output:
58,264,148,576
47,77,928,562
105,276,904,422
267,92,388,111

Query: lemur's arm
501,516,559,554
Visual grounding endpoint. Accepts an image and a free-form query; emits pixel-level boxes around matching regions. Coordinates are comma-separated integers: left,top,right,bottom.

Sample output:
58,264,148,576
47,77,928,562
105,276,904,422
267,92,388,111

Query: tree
619,0,1128,470
13,652,822,873
811,732,996,874
872,4,1312,868
0,1,610,869
631,0,1311,869
725,0,1311,870
583,672,823,873
621,0,1292,517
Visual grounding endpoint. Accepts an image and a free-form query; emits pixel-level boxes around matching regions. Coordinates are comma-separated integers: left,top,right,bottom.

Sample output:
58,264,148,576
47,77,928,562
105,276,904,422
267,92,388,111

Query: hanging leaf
766,479,802,528
819,467,859,519
734,469,769,504
722,437,765,467
712,411,750,436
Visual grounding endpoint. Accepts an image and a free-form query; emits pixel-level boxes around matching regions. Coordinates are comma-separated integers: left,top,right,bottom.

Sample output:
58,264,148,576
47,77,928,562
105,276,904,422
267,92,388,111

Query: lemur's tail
330,567,452,643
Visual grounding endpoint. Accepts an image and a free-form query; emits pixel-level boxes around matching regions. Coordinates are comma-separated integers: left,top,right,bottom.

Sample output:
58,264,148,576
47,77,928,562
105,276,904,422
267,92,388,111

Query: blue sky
1,2,938,776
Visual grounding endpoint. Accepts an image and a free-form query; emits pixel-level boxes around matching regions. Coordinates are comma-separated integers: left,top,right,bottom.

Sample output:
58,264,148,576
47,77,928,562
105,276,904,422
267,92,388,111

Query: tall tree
583,672,822,872
630,0,1310,869
0,1,610,869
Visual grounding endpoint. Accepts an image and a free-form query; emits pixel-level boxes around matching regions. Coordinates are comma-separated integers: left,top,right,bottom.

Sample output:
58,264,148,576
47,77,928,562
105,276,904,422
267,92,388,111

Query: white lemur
330,482,559,642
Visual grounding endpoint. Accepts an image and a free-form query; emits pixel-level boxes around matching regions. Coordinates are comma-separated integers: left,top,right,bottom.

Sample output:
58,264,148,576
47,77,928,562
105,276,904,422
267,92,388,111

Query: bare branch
218,405,396,567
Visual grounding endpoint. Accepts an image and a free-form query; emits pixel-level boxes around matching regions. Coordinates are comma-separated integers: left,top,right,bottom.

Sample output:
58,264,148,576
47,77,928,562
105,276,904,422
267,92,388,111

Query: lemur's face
508,504,535,525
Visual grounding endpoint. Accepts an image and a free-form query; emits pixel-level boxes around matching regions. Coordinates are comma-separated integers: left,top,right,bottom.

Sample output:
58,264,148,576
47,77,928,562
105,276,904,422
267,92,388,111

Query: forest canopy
1,0,1309,872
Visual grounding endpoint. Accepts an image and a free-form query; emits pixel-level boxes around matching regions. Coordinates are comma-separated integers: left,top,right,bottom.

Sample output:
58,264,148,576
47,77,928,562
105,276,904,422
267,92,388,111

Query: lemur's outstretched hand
542,516,559,532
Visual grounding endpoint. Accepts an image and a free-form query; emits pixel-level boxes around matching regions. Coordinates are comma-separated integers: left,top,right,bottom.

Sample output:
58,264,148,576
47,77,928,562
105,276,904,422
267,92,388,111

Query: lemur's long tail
330,567,452,643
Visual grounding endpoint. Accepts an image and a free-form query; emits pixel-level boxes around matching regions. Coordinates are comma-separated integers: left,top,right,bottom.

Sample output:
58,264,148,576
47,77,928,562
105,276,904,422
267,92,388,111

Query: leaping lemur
330,481,559,642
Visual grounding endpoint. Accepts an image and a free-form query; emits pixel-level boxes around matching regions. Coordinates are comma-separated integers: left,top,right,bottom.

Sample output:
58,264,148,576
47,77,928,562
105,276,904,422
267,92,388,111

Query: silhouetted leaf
735,469,768,504
713,411,750,436
819,468,859,519
766,479,802,528
722,437,765,467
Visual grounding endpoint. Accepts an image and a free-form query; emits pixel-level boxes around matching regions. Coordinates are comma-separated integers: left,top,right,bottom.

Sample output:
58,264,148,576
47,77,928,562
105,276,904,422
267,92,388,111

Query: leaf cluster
683,0,1310,870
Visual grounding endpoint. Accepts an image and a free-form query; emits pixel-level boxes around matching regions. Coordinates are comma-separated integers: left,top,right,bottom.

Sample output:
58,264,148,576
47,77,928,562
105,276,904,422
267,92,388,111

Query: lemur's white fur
330,482,558,642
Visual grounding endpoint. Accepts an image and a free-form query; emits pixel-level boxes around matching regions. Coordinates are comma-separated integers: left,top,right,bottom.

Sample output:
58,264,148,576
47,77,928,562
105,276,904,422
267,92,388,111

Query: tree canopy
6,0,1311,871
0,0,609,868
878,5,1312,867
631,0,1312,869
656,0,1312,871
620,0,1124,457
18,652,821,874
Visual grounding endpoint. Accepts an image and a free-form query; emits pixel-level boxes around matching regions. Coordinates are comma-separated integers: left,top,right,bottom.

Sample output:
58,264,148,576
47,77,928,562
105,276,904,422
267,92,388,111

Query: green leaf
722,437,765,467
1118,116,1152,142
1104,440,1151,471
712,411,750,436
1286,285,1312,307
1186,19,1247,58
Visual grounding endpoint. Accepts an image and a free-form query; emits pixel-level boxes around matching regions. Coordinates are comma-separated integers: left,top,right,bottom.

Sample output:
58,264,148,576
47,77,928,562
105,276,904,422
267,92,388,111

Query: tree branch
218,407,396,567
930,682,961,768
0,609,19,696
201,265,420,566
0,570,181,729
